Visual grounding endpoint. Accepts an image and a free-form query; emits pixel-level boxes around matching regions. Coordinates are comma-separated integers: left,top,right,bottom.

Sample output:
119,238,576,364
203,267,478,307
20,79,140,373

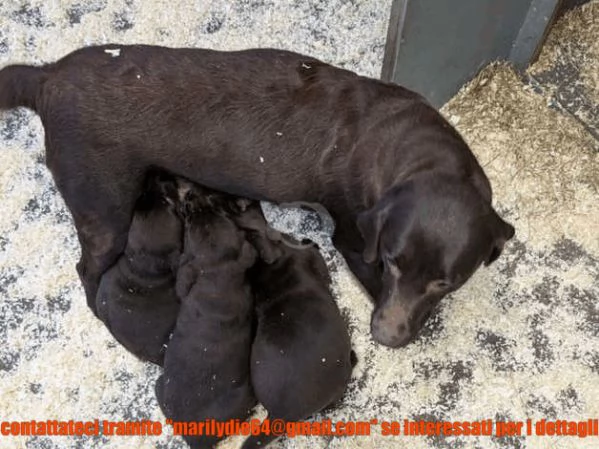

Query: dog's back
0,44,425,202
96,173,181,365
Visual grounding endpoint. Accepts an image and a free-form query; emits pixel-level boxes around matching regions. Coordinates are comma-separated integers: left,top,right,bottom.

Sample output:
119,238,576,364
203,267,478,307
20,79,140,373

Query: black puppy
0,45,514,346
233,204,354,449
96,172,181,366
155,184,257,449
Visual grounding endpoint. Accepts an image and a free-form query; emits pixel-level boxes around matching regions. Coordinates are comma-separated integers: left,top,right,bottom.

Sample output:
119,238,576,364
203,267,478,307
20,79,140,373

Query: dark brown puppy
155,185,257,449
96,172,182,366
0,45,514,346
233,204,354,449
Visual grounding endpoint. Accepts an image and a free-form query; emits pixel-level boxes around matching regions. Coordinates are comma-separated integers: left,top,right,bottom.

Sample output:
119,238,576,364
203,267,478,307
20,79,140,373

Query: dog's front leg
332,228,382,301
338,247,383,301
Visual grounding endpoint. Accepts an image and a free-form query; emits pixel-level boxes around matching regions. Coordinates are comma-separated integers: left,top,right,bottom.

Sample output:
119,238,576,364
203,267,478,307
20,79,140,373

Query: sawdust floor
0,1,597,449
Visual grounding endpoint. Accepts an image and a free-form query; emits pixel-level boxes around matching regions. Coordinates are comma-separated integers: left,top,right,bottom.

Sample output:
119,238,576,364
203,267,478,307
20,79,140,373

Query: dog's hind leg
74,187,144,315
72,211,131,315
48,154,145,316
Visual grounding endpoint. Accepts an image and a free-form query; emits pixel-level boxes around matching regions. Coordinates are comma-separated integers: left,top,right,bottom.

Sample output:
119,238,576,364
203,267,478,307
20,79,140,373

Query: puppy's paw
251,233,283,264
350,350,358,367
176,179,195,203
239,240,258,268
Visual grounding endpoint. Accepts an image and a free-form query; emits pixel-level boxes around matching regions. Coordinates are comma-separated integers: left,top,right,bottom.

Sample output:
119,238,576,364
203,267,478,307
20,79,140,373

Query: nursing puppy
96,172,181,366
233,204,354,449
155,184,257,449
0,45,514,347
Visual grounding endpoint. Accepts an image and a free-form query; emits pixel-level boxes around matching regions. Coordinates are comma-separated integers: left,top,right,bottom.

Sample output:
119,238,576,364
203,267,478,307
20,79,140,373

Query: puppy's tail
350,349,358,367
241,415,283,449
0,64,46,112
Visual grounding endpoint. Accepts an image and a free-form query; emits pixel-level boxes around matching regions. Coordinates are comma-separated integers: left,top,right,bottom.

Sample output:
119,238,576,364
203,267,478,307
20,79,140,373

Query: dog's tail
0,64,46,112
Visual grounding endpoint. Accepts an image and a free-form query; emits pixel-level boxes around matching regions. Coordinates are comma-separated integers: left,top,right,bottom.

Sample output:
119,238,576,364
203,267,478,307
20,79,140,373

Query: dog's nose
371,323,413,347
370,315,413,348
370,300,417,347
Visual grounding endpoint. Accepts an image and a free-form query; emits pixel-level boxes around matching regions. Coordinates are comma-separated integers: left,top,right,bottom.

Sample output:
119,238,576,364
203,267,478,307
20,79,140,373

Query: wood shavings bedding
1,1,597,449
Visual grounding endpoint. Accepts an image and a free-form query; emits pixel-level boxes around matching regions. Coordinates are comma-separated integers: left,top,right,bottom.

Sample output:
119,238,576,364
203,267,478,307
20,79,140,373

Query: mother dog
0,45,514,347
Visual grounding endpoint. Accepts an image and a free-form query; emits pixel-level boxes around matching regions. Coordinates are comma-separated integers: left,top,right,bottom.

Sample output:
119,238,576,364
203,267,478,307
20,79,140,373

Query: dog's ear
484,213,515,266
357,204,390,264
357,184,416,265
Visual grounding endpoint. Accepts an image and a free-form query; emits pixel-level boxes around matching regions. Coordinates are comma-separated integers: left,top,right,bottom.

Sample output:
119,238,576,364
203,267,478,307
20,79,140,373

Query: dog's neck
316,166,397,251
315,103,482,217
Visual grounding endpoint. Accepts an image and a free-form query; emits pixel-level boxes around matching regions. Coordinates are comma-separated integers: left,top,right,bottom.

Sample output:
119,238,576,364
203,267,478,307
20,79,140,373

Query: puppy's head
357,175,514,348
127,172,183,259
176,180,246,218
179,185,256,269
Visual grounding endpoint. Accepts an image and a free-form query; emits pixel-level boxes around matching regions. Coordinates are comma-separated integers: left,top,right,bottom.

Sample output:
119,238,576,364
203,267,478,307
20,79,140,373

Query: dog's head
127,172,182,260
357,175,514,348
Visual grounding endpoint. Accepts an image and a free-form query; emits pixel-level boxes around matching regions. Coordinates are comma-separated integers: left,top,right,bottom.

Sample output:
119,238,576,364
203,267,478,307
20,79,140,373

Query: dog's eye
427,279,452,294
436,280,451,289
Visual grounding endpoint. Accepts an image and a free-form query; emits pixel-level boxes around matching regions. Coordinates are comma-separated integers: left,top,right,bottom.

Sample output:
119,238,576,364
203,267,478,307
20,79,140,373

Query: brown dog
95,171,182,366
155,184,257,449
0,45,514,346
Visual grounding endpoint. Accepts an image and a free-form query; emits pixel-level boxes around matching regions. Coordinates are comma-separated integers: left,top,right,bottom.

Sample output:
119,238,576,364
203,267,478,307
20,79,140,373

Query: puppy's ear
252,233,283,264
157,179,179,207
485,213,515,266
235,198,254,212
176,179,195,203
239,240,257,267
180,189,203,220
231,205,268,238
175,263,196,298
357,205,390,264
235,208,283,263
